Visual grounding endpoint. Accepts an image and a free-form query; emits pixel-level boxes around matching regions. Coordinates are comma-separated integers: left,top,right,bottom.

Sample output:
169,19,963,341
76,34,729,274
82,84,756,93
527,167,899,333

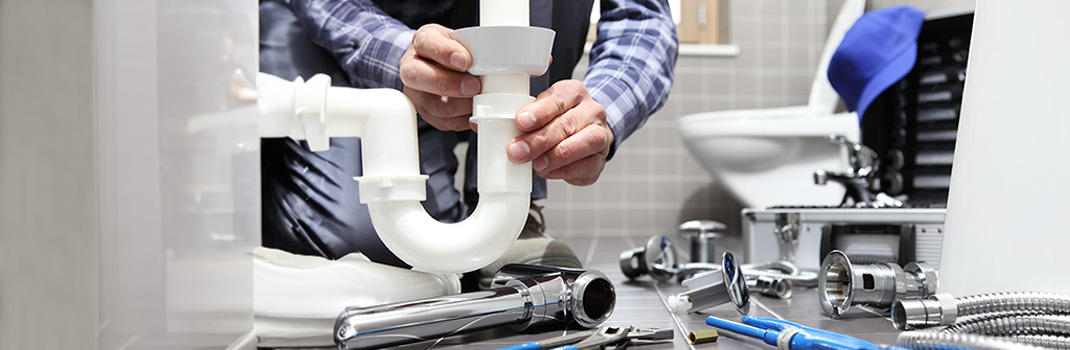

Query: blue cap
828,6,925,123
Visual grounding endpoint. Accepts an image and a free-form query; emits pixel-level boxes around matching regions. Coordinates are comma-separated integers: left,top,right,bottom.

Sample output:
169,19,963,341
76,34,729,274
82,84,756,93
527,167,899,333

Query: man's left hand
506,79,613,186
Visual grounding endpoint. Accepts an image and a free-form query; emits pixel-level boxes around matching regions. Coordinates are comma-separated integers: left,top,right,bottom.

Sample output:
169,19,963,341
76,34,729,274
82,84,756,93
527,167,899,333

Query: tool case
742,207,945,271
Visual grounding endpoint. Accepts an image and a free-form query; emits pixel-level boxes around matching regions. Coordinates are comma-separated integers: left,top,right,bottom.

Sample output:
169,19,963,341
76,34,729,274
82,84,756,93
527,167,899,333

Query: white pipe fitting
256,0,555,274
257,72,532,273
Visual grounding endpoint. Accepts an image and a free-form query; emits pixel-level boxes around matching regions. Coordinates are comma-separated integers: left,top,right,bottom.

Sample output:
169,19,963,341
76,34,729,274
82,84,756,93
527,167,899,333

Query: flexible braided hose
898,331,1048,350
743,268,819,287
743,261,818,287
957,293,1070,319
743,260,800,275
1010,334,1070,350
678,261,819,287
943,314,1070,337
896,292,1070,331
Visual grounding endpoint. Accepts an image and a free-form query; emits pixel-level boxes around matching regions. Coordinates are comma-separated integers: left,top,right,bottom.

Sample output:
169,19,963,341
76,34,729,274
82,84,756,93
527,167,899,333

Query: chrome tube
333,266,616,350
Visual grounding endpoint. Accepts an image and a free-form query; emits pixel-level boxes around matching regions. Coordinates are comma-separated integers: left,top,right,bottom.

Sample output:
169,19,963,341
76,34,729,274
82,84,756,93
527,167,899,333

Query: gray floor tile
387,233,903,349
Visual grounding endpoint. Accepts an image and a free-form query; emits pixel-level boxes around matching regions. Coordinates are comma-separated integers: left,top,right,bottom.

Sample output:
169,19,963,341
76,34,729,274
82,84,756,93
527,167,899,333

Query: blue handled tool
705,315,910,350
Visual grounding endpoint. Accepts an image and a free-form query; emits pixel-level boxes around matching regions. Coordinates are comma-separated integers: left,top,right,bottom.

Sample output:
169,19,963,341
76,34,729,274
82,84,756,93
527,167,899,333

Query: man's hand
400,24,479,131
507,80,614,186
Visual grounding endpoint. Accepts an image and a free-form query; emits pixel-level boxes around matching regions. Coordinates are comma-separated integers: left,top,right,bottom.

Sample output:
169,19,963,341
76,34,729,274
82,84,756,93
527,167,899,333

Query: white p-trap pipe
257,72,533,274
257,0,546,274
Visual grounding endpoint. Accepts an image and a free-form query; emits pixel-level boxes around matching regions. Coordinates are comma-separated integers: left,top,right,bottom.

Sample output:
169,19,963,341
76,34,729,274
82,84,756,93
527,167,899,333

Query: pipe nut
904,262,939,297
892,293,958,331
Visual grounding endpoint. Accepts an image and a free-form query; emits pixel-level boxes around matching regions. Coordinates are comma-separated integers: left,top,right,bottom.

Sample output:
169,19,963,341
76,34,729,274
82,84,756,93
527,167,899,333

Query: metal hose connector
894,292,1070,330
1011,334,1070,350
943,314,1070,337
898,331,1049,350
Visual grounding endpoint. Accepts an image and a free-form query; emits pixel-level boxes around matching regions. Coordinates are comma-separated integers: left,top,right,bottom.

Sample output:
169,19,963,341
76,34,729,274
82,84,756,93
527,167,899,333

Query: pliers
705,315,909,350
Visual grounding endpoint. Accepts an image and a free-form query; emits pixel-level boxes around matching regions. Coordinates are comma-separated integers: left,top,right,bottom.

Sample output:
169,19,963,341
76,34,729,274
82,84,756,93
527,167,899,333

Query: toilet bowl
679,108,858,208
677,0,865,208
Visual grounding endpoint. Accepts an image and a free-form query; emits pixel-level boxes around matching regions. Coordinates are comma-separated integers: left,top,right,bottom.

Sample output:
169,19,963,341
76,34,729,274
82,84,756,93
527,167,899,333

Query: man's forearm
584,0,679,158
289,0,415,89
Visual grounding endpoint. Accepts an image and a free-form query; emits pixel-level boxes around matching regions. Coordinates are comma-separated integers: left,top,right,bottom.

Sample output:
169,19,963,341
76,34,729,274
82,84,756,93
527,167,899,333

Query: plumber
259,0,678,288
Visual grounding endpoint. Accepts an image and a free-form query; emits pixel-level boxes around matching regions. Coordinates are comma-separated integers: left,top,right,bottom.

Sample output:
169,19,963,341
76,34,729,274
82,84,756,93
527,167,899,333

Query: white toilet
678,0,865,208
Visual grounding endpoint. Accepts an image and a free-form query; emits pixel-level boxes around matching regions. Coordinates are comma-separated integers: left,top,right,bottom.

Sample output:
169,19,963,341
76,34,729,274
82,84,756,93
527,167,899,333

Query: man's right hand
400,24,480,131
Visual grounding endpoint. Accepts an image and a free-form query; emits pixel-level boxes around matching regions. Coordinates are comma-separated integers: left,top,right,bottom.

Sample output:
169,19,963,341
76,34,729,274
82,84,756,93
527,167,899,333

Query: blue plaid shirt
290,0,678,151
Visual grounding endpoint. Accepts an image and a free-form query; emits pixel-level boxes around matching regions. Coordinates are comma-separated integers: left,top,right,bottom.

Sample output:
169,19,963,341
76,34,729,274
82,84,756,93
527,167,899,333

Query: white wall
0,0,99,348
939,0,1070,296
1,0,260,348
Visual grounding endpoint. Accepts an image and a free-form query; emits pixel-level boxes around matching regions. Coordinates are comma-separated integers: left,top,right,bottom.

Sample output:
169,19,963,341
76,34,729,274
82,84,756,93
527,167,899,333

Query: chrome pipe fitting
666,252,750,315
679,220,725,263
818,250,938,318
749,275,793,300
334,265,616,349
892,293,958,330
620,235,678,282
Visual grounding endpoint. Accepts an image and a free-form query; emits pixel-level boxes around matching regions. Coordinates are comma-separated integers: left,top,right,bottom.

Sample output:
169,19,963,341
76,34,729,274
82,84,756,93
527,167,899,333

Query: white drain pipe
257,0,555,274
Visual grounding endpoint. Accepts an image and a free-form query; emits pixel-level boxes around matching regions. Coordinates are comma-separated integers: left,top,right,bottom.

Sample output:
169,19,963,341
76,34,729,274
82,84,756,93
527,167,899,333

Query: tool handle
496,343,542,350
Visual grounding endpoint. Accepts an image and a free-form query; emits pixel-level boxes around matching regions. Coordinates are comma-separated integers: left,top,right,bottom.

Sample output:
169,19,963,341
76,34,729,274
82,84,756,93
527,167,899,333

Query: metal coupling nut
892,293,958,330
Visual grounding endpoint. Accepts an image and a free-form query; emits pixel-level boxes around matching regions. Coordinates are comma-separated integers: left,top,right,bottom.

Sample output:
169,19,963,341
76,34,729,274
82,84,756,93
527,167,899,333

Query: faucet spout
814,134,895,207
813,168,875,205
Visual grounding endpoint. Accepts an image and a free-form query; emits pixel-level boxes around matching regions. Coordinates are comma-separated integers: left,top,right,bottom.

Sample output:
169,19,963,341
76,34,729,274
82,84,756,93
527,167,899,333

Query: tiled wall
542,0,832,240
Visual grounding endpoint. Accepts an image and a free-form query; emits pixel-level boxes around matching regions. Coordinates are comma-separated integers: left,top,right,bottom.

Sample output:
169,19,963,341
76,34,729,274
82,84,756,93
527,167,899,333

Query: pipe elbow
369,193,530,273
370,89,416,118
256,71,537,274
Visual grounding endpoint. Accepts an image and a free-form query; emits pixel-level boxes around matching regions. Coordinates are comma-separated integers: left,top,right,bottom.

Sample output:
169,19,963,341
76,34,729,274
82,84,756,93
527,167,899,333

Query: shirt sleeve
584,0,679,158
289,0,415,90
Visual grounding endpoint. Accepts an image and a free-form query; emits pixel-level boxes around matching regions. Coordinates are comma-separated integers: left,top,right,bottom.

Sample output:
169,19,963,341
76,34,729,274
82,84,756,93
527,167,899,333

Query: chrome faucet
814,135,900,208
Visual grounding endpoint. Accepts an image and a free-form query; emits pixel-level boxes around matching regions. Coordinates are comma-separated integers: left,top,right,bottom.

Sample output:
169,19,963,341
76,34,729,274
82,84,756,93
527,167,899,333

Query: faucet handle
825,134,878,178
678,220,726,235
